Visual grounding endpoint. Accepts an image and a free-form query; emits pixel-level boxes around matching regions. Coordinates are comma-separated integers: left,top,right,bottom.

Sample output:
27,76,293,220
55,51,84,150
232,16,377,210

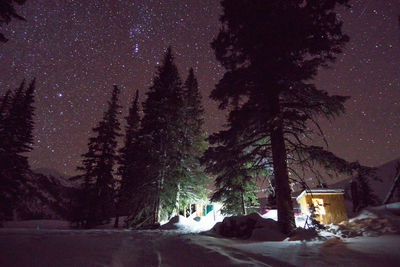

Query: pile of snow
262,209,308,228
209,213,283,241
208,212,321,241
326,202,400,238
160,215,195,231
160,209,224,233
261,209,277,220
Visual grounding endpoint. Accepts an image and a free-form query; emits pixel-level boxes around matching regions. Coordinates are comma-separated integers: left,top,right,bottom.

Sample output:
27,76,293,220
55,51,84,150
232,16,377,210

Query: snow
160,206,225,233
1,203,399,266
212,235,400,266
262,209,308,228
261,209,277,220
325,202,400,238
2,220,70,230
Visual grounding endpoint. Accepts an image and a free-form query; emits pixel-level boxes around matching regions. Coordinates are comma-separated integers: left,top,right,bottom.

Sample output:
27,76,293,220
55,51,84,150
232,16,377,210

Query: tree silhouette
0,0,27,43
129,47,185,226
74,85,122,228
209,0,353,234
116,90,141,227
0,79,35,221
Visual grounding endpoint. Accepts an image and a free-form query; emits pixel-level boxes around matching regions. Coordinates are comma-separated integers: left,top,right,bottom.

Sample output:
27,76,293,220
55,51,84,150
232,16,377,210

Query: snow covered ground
1,227,399,266
1,203,399,266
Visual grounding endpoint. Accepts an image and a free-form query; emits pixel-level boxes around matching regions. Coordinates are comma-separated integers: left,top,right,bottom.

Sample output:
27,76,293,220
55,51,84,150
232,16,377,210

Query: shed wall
297,193,347,225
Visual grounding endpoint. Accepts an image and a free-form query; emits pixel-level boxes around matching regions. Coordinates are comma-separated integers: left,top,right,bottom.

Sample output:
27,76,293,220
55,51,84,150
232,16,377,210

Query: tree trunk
154,180,161,224
114,215,119,228
155,167,165,223
269,96,295,234
240,190,247,215
153,146,166,225
175,183,181,216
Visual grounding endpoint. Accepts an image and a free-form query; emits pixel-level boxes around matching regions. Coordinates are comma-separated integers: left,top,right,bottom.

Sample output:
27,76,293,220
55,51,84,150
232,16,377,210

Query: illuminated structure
296,189,348,225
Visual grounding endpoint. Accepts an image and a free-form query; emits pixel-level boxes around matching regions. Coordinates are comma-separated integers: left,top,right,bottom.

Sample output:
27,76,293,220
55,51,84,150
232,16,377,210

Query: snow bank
208,212,323,241
262,209,308,228
326,202,400,238
209,212,284,241
160,215,193,230
2,220,71,230
261,209,277,220
160,210,224,233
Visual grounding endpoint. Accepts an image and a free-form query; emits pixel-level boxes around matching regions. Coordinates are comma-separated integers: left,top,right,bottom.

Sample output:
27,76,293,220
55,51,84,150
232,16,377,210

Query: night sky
0,0,399,176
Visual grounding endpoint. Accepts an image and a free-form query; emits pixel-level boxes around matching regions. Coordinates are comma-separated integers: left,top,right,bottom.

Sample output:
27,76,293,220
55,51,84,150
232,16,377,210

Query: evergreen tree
182,68,203,142
74,85,122,228
355,168,379,210
0,89,12,120
209,0,352,234
350,179,359,212
130,47,186,226
19,79,35,153
116,90,141,226
0,0,27,43
0,79,35,221
203,132,268,215
211,168,259,216
176,69,209,214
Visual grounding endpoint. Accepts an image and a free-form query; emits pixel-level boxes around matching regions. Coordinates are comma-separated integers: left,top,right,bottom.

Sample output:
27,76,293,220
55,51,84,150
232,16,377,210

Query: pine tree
0,0,27,42
355,167,379,210
176,68,209,214
0,79,36,221
129,47,186,227
74,85,122,228
19,79,35,153
203,132,268,215
209,0,352,234
212,171,259,216
116,90,141,226
0,89,12,120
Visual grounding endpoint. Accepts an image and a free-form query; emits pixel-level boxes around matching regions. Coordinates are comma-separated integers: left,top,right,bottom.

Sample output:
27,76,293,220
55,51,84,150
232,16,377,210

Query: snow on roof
296,189,344,201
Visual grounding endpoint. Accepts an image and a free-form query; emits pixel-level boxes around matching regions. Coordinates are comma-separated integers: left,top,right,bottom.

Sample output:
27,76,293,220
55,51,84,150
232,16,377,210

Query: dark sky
0,0,399,176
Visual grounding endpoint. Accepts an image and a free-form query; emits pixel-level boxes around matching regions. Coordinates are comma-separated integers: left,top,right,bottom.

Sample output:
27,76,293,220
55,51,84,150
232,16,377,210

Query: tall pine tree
177,68,209,214
355,166,379,210
0,79,36,221
208,0,353,234
74,85,122,228
116,90,141,226
130,47,186,226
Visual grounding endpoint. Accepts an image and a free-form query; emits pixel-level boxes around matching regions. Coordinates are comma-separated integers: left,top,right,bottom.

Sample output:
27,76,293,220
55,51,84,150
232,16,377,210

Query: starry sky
0,0,399,176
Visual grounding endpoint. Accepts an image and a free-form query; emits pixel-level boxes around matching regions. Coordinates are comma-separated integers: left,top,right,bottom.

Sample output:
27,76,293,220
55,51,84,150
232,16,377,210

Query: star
0,0,398,176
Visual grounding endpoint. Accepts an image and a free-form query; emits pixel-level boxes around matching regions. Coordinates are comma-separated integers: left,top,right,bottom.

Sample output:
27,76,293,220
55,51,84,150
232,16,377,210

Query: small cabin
296,189,347,225
180,202,223,219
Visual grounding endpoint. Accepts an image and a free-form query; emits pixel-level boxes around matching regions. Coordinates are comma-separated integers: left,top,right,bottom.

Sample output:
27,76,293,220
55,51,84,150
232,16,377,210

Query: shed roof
296,189,344,201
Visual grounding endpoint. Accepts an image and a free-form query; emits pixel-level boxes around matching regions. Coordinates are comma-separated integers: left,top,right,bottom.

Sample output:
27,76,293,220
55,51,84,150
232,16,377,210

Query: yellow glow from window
312,198,326,215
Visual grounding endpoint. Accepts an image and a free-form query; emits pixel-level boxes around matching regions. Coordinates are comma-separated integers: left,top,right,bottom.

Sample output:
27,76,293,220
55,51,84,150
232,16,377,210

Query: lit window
312,198,326,215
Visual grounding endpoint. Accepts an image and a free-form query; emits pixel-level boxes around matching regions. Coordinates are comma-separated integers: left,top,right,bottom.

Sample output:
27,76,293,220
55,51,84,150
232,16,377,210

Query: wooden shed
296,189,347,225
